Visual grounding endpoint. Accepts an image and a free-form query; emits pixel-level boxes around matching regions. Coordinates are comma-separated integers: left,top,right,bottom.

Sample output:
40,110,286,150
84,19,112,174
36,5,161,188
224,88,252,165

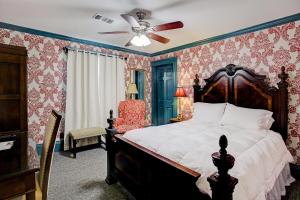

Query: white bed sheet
123,120,294,200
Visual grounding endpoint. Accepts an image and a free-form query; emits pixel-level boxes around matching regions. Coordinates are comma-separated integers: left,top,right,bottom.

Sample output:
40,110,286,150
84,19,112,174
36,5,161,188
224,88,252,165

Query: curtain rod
63,46,127,60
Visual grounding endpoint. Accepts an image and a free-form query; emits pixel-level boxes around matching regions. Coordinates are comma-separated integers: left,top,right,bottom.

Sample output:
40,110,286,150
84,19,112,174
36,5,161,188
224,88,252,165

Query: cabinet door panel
0,100,21,131
0,62,20,95
0,45,27,132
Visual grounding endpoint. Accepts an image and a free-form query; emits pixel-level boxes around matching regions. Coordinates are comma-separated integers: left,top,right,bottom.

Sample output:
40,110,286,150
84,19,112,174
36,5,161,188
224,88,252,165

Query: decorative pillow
192,102,226,123
220,103,274,130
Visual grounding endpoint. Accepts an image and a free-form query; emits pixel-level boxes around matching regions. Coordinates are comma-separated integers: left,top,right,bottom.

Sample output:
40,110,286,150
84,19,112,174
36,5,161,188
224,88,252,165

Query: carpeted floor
48,148,299,200
282,180,300,200
48,148,135,200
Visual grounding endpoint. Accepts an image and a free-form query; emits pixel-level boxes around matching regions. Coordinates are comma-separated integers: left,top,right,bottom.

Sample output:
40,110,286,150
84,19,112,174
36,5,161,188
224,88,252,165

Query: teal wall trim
1,13,300,58
151,57,177,125
36,141,61,156
151,13,300,57
0,22,151,57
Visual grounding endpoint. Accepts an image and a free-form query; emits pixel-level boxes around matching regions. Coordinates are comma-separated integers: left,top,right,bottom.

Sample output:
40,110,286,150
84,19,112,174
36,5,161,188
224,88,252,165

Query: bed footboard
105,110,238,200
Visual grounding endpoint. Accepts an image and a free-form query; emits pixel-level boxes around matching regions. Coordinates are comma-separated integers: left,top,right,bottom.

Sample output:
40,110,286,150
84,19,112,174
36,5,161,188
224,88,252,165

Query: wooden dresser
0,44,28,172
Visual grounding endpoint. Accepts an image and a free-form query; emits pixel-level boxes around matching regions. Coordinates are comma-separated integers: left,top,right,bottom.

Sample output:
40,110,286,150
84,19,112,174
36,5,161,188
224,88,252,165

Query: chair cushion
70,127,106,140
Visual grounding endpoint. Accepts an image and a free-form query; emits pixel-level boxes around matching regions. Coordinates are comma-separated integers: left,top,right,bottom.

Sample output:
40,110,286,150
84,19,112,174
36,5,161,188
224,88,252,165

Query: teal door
152,58,177,126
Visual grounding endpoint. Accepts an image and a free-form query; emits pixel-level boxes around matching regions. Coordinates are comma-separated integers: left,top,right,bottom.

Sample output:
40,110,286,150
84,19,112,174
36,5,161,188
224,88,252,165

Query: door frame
151,57,177,126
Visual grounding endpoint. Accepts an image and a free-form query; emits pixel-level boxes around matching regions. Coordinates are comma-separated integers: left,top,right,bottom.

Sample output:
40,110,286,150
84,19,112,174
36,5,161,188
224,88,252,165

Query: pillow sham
192,102,226,123
219,103,274,130
264,117,275,130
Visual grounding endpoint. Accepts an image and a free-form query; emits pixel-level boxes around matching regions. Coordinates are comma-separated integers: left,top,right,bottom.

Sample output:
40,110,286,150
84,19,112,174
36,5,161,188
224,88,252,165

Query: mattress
123,120,294,200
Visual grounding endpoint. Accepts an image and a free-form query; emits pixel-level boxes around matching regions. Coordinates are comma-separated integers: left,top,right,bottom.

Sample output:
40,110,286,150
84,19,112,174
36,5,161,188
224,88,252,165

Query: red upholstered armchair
115,99,146,133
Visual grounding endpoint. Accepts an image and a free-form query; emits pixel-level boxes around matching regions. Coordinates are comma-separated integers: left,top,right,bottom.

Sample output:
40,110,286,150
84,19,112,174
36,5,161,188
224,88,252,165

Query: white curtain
64,50,125,150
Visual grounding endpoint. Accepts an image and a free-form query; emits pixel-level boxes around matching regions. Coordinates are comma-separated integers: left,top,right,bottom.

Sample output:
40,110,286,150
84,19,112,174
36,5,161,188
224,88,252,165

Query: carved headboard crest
225,64,240,76
193,64,288,141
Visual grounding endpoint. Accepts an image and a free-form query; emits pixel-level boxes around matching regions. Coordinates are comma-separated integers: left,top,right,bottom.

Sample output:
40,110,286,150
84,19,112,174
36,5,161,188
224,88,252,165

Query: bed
105,64,293,200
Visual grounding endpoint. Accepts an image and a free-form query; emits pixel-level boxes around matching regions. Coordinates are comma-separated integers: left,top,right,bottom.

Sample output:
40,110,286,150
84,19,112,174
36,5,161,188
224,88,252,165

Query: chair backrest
38,110,62,200
119,100,146,124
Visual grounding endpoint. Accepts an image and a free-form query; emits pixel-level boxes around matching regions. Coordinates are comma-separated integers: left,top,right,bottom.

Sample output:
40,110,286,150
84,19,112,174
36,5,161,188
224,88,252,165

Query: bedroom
0,0,299,199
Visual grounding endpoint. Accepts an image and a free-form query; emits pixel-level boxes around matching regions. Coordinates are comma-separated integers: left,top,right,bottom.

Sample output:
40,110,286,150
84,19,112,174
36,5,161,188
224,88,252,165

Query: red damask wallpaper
1,19,300,165
0,28,151,167
151,21,300,164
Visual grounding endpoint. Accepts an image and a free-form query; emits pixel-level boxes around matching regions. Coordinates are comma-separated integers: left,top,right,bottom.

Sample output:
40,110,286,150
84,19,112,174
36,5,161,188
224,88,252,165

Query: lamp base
177,113,183,121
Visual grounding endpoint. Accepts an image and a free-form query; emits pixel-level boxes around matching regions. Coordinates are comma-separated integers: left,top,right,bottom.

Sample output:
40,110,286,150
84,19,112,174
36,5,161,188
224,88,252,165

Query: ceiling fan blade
98,31,129,34
121,14,140,27
125,38,132,47
147,33,170,44
152,21,183,32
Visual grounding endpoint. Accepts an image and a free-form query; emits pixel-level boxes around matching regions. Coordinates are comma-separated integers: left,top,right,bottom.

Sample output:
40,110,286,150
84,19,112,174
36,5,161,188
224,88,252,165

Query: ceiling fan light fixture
130,34,151,47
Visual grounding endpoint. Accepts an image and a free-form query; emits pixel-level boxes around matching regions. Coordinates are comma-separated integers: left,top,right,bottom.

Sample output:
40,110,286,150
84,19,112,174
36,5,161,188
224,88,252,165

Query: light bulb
130,34,151,47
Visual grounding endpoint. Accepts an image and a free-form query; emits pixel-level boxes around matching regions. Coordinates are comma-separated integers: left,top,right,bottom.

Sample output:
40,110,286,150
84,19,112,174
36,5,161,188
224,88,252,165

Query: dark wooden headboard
193,64,288,141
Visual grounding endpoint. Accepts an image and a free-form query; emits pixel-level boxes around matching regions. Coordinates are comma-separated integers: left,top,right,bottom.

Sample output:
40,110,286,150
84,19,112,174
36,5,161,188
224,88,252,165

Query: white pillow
264,117,275,130
192,102,226,123
220,103,273,130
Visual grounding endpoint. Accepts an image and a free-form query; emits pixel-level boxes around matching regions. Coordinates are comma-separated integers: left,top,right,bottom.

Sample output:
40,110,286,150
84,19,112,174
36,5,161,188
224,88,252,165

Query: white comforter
123,120,294,200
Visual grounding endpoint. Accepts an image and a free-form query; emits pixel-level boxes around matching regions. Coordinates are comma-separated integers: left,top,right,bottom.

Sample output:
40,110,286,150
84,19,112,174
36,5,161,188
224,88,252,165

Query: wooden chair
18,110,62,200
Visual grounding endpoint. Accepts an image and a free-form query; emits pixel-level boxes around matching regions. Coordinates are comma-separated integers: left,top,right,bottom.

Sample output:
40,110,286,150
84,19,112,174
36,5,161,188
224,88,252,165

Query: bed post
277,66,288,141
193,74,202,102
105,109,117,185
207,135,238,200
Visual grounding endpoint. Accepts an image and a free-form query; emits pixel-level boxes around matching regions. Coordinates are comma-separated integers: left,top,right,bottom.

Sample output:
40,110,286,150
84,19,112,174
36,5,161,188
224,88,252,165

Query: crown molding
151,13,300,57
0,22,151,57
1,12,300,58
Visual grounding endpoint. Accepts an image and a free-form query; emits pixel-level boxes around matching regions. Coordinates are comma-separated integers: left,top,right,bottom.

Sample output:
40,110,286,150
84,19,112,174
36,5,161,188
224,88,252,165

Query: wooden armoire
0,44,28,172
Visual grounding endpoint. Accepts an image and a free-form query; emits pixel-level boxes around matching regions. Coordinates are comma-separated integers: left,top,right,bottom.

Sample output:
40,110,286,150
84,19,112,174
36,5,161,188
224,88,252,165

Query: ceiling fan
98,9,184,47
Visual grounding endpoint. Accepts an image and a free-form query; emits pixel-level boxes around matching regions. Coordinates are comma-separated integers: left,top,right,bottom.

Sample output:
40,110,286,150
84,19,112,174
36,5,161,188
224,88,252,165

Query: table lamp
127,83,138,99
174,87,187,120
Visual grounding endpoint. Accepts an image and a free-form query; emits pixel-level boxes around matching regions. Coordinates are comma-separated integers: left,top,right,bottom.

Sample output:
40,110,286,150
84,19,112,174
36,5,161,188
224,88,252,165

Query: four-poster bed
105,64,289,200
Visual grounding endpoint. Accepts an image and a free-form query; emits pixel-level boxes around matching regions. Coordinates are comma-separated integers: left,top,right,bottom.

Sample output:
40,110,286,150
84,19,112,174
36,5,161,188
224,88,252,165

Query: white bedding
123,120,294,200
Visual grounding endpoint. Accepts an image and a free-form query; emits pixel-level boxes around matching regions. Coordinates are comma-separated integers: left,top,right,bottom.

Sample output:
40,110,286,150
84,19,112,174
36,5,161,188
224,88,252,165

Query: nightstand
169,117,183,123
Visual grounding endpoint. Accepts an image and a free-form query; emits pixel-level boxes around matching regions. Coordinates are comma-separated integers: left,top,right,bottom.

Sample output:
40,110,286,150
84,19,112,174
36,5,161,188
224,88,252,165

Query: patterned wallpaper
1,19,300,165
0,28,151,167
151,21,300,164
125,55,152,124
